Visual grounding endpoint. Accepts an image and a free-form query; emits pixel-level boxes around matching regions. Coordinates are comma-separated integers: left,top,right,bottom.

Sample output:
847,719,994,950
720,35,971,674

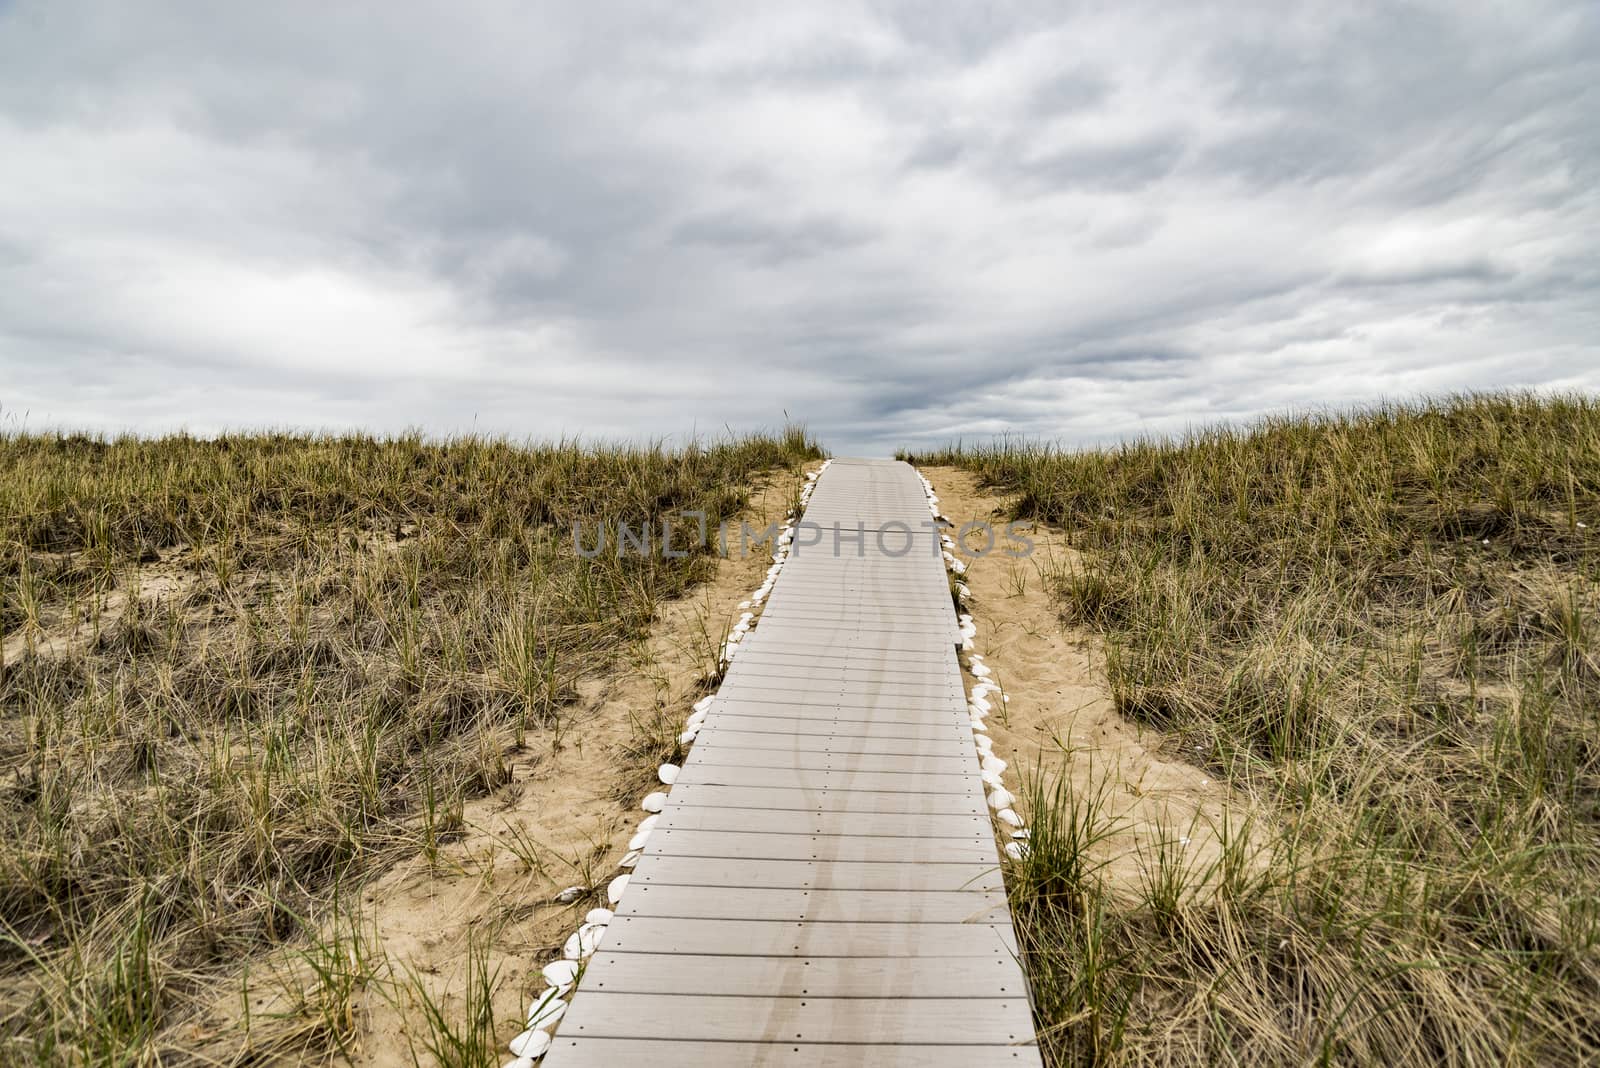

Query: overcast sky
2,2,1596,455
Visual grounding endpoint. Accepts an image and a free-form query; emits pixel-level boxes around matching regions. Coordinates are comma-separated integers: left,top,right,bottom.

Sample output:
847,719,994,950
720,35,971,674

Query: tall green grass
909,394,1600,1065
0,428,819,1063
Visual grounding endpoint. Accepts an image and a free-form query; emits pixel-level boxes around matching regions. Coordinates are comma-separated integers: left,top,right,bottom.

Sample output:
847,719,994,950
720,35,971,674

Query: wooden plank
672,764,981,793
617,885,1008,923
643,830,994,863
575,952,1031,998
601,916,1018,957
699,698,970,723
737,633,957,658
693,728,975,756
685,747,976,774
755,609,959,626
628,855,1003,892
556,993,1034,1044
713,679,968,702
547,1039,1037,1067
722,659,965,685
692,714,971,741
654,805,991,838
759,594,954,610
662,783,986,815
736,633,947,658
730,640,955,657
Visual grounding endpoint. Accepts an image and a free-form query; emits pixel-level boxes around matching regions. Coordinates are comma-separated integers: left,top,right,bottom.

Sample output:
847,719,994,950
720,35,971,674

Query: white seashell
961,638,974,650
981,769,1003,787
988,787,1015,810
1005,841,1029,860
951,560,966,574
585,907,614,925
677,728,698,746
969,663,991,678
542,959,580,989
619,849,641,868
527,993,567,1029
554,885,586,904
981,755,1008,775
627,829,650,851
641,792,667,813
1012,829,1031,839
693,696,714,714
686,710,706,728
576,922,606,956
509,1029,551,1058
607,874,630,904
996,808,1024,827
974,735,993,754
658,764,679,785
970,697,991,714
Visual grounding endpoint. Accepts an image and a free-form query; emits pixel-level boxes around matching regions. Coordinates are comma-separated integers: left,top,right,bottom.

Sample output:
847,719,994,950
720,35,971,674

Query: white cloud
1,0,1596,452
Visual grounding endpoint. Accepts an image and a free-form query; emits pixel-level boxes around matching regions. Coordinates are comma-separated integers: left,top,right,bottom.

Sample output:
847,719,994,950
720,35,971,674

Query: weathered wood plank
691,715,972,741
575,952,1030,998
628,854,1003,892
616,885,1009,923
642,829,994,863
557,993,1034,1044
661,783,986,815
693,727,975,756
600,916,1018,957
547,1039,1037,1067
697,698,971,723
671,764,981,793
654,804,991,838
684,746,977,774
715,678,968,701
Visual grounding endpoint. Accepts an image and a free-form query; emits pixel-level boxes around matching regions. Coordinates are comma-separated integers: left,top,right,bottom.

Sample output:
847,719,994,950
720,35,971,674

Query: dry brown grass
908,393,1600,1066
0,428,819,1065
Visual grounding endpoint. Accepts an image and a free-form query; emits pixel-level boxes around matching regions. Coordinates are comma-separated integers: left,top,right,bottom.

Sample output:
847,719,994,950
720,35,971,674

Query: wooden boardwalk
546,459,1041,1066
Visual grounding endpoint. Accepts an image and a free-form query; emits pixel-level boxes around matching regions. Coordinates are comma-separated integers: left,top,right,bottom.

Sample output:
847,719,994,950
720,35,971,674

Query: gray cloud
1,0,1597,455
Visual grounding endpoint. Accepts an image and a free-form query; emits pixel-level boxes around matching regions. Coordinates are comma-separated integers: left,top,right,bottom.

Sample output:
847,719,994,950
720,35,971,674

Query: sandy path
921,466,1249,894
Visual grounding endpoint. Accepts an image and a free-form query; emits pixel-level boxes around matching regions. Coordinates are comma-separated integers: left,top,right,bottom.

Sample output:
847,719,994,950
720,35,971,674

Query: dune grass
0,428,820,1064
907,393,1600,1065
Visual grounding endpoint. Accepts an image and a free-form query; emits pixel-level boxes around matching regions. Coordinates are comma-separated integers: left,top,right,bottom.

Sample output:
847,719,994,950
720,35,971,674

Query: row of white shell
915,470,1031,860
503,460,834,1066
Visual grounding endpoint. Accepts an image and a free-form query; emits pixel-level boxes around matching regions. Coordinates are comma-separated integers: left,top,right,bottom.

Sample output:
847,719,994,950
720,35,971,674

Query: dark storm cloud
1,0,1597,454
